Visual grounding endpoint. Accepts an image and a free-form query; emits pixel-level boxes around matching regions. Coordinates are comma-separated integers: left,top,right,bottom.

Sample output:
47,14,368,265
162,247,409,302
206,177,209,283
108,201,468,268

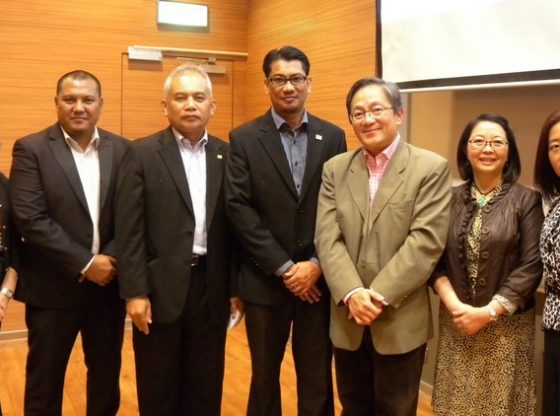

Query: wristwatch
487,305,498,322
0,287,14,299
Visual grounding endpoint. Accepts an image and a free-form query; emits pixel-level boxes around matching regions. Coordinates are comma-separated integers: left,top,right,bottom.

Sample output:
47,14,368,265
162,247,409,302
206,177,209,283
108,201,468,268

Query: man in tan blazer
315,77,452,416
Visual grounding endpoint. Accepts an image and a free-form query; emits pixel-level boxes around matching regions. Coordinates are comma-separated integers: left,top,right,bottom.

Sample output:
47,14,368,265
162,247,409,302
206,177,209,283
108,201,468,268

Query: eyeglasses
350,105,393,122
267,75,308,87
468,136,509,149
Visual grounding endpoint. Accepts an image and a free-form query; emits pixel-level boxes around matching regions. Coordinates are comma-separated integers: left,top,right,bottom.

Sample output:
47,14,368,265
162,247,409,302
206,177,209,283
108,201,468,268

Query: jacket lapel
347,149,369,221
368,142,408,226
300,115,325,202
157,128,194,217
205,136,225,228
257,113,299,199
97,129,113,213
48,125,89,213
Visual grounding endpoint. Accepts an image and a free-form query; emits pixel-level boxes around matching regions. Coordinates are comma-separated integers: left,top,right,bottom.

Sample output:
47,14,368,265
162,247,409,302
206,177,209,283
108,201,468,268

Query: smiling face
349,84,402,155
55,77,103,141
162,71,216,142
466,120,509,179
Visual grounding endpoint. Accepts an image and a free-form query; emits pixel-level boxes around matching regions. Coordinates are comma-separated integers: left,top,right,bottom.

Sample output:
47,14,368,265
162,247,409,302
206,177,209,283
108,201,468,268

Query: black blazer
116,127,233,325
9,123,131,308
225,110,346,306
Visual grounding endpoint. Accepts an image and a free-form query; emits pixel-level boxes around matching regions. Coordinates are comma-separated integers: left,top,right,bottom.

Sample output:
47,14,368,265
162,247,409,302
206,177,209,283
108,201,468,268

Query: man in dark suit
9,70,129,416
116,64,242,416
225,46,347,416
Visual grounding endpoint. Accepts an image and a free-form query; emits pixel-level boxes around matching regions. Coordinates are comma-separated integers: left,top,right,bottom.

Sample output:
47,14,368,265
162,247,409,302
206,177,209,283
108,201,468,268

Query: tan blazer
315,141,452,354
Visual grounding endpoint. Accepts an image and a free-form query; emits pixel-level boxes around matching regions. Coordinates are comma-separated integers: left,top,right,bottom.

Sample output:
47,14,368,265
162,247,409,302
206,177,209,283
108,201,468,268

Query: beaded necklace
473,180,503,208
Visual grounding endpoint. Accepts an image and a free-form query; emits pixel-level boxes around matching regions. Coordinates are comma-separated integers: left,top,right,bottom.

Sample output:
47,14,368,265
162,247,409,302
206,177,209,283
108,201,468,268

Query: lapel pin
315,134,323,141
217,154,223,159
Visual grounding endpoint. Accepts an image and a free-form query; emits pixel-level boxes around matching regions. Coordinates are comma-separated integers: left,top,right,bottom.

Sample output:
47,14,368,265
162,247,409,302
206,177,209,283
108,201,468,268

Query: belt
191,254,206,267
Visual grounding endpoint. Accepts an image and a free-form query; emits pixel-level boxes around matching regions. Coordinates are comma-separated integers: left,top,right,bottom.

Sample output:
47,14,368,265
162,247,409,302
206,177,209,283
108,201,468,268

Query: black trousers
244,295,334,416
334,329,426,416
24,293,125,416
133,262,228,416
543,329,560,416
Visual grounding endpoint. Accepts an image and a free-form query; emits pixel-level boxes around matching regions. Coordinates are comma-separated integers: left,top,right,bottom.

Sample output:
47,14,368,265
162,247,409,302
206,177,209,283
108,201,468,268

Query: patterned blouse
467,183,517,313
541,198,560,331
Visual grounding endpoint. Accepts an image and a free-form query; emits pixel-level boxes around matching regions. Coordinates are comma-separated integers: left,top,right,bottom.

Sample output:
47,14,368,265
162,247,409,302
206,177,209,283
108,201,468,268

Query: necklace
473,180,502,208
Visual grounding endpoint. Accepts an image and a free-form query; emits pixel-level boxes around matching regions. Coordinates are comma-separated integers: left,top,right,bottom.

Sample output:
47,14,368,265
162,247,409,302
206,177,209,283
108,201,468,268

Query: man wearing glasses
225,46,346,415
314,77,452,415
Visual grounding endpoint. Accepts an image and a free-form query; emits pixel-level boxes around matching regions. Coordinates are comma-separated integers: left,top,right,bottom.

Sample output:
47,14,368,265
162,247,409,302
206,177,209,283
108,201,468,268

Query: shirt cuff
275,260,295,277
80,255,96,281
343,287,365,304
310,256,320,266
492,294,518,315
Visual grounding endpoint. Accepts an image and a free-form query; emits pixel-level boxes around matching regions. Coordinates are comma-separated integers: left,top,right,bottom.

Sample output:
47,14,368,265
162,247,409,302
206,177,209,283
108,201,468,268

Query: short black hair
456,113,521,183
534,110,560,202
56,70,102,96
345,77,402,122
262,46,310,78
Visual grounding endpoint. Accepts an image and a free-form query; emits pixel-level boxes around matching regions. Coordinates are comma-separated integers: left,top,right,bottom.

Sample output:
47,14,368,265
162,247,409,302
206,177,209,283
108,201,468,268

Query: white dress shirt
61,126,101,271
173,128,208,255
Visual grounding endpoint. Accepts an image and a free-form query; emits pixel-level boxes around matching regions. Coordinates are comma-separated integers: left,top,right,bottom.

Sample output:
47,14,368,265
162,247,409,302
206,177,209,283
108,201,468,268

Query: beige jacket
315,141,452,354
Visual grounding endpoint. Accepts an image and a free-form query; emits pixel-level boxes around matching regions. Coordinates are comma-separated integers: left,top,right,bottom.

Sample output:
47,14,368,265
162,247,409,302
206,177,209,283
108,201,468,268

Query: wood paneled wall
245,0,377,149
0,0,248,175
0,0,378,169
0,0,379,330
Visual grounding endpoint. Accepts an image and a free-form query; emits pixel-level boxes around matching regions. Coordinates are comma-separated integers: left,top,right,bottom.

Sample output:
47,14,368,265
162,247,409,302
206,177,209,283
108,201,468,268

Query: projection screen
378,0,560,91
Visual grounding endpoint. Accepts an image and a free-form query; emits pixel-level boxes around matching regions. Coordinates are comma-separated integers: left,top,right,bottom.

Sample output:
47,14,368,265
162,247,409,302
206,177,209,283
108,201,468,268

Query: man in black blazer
225,46,347,416
116,64,242,416
9,70,129,416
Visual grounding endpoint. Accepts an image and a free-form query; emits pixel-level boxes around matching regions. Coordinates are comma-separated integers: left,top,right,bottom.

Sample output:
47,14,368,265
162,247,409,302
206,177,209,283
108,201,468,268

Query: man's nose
73,100,85,111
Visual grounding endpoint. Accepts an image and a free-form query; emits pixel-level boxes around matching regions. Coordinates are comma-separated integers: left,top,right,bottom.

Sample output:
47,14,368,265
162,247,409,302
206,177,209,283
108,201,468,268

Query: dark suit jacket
0,173,20,276
116,127,233,325
225,110,346,306
9,123,131,308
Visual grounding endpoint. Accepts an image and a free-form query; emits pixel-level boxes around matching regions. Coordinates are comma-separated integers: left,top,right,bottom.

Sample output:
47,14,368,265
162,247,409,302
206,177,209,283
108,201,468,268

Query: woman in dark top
0,172,18,416
431,113,543,415
534,110,560,416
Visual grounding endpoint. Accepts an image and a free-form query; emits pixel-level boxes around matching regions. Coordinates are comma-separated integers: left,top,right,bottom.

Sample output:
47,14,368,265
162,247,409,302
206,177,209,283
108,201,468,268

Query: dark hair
534,110,560,202
456,113,521,183
345,77,402,121
56,70,102,96
262,46,310,78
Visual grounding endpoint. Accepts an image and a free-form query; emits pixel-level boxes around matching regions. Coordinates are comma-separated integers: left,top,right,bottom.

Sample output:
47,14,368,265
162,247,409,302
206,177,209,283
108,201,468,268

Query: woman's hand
452,305,491,335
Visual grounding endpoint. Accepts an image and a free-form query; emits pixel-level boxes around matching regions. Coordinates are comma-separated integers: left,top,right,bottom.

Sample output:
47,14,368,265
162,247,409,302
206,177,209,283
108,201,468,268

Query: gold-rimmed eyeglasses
468,136,509,149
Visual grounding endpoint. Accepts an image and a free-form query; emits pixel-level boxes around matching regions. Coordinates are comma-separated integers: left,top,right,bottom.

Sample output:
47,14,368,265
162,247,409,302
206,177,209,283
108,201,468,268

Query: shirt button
479,277,486,286
480,251,490,259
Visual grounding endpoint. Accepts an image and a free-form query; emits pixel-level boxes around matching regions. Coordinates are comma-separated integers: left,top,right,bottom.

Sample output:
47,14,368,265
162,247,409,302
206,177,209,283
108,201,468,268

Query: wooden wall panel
245,0,377,149
0,0,248,175
121,55,235,140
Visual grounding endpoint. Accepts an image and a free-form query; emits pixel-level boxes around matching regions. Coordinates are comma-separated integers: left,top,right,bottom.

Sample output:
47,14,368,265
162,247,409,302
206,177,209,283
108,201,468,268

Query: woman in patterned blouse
431,113,543,416
534,110,560,416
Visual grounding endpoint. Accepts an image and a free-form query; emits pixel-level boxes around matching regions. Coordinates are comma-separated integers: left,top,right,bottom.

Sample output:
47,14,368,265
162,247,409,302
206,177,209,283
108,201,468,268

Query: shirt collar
61,126,100,152
271,107,308,131
363,133,400,163
172,127,208,150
